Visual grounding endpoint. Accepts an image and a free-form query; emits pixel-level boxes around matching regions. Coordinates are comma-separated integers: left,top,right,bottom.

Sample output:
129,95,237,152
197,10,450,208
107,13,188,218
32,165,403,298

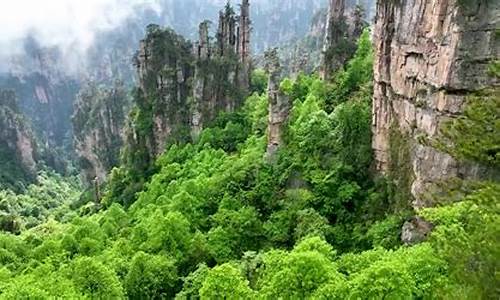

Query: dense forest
0,0,499,299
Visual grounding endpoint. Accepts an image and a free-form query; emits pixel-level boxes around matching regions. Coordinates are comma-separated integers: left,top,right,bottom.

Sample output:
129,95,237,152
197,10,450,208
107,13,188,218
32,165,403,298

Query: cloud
0,0,160,48
0,0,162,73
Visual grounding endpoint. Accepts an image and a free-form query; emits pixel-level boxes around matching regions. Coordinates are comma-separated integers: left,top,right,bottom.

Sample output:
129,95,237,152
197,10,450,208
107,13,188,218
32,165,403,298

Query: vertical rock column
237,0,252,90
191,21,212,139
320,0,346,80
265,49,290,159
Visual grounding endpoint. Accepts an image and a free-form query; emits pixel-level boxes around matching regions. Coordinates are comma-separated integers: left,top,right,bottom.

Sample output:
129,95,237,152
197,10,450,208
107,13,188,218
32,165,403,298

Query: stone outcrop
126,1,252,167
72,82,128,186
372,0,500,208
265,49,290,158
277,1,372,77
401,216,434,245
191,0,252,138
320,0,346,79
133,24,193,158
320,0,369,79
0,37,80,151
0,90,38,191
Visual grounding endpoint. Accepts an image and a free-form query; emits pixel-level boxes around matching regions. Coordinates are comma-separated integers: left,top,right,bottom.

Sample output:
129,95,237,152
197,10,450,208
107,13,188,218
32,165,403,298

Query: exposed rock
372,0,500,208
0,90,38,191
132,24,193,158
237,0,252,91
126,1,252,167
72,82,129,186
265,49,290,159
274,1,372,77
0,37,80,151
320,0,346,79
191,0,252,138
401,216,434,245
320,0,369,79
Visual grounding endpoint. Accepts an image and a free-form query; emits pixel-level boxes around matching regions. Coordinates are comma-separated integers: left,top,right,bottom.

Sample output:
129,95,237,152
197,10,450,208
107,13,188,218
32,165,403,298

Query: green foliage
488,60,500,78
125,252,178,299
250,69,267,95
199,264,254,299
1,29,497,300
420,183,500,298
243,93,268,135
198,112,251,153
437,88,500,167
257,238,344,299
0,171,80,232
71,257,124,298
327,28,374,109
365,215,404,249
208,207,263,263
175,263,209,299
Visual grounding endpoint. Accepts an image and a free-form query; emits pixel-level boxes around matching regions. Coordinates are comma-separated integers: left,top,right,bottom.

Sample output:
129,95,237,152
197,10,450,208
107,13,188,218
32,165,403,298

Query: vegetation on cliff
0,29,498,298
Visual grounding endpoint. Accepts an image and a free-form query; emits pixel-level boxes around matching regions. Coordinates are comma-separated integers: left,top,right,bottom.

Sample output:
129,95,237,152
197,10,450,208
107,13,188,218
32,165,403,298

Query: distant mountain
0,0,375,162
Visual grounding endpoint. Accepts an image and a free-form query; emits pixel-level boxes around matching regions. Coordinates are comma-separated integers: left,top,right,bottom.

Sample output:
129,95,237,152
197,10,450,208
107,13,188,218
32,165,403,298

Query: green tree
199,264,254,299
71,257,124,298
125,252,178,299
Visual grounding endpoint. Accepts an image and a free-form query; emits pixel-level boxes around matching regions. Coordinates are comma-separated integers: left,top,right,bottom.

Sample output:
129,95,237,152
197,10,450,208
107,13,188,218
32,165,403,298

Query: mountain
0,0,340,163
0,90,37,192
0,0,498,299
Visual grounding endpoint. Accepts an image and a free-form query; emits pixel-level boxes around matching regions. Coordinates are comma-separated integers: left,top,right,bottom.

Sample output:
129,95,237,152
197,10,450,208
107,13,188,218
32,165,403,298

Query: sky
0,0,162,54
0,0,286,73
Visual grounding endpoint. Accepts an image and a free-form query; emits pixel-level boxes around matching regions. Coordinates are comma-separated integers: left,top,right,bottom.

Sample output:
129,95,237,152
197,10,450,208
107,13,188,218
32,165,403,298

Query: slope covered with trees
0,28,498,298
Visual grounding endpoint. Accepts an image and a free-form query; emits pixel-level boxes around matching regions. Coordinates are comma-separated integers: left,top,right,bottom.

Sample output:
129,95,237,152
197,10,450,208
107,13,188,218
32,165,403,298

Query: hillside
0,0,498,299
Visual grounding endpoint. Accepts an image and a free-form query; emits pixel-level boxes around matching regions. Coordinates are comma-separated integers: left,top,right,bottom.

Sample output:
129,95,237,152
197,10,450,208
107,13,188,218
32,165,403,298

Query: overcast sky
0,0,164,56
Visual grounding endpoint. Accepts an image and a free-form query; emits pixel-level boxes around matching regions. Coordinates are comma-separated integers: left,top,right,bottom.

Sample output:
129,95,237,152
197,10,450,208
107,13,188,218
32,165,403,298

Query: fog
2,1,150,47
0,0,164,72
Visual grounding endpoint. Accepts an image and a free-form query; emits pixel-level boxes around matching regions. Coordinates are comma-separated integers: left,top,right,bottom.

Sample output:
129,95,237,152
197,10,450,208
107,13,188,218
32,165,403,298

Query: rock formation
319,0,370,79
126,1,252,168
372,0,500,208
72,82,129,186
401,216,434,245
276,1,372,77
131,24,193,160
0,90,38,191
191,0,252,138
265,49,290,158
320,0,346,79
0,37,80,151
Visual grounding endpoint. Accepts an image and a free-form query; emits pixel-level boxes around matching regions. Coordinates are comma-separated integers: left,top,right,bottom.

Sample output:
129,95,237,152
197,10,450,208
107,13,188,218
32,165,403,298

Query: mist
0,0,163,73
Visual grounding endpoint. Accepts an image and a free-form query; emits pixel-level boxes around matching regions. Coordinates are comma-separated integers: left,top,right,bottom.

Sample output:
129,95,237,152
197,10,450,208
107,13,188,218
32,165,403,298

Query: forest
0,0,499,299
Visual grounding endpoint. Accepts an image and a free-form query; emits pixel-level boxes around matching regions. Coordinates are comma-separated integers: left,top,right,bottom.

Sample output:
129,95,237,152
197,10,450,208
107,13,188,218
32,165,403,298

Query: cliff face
119,2,253,186
72,83,128,186
274,0,370,78
0,90,37,191
372,0,500,208
131,25,193,157
125,1,252,166
320,0,370,79
0,38,80,150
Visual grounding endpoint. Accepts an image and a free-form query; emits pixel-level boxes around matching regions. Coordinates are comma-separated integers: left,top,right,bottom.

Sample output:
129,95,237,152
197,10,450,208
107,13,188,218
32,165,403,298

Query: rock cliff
0,90,38,191
320,0,368,79
125,0,252,169
72,82,129,186
0,37,80,151
372,0,500,208
191,1,252,138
